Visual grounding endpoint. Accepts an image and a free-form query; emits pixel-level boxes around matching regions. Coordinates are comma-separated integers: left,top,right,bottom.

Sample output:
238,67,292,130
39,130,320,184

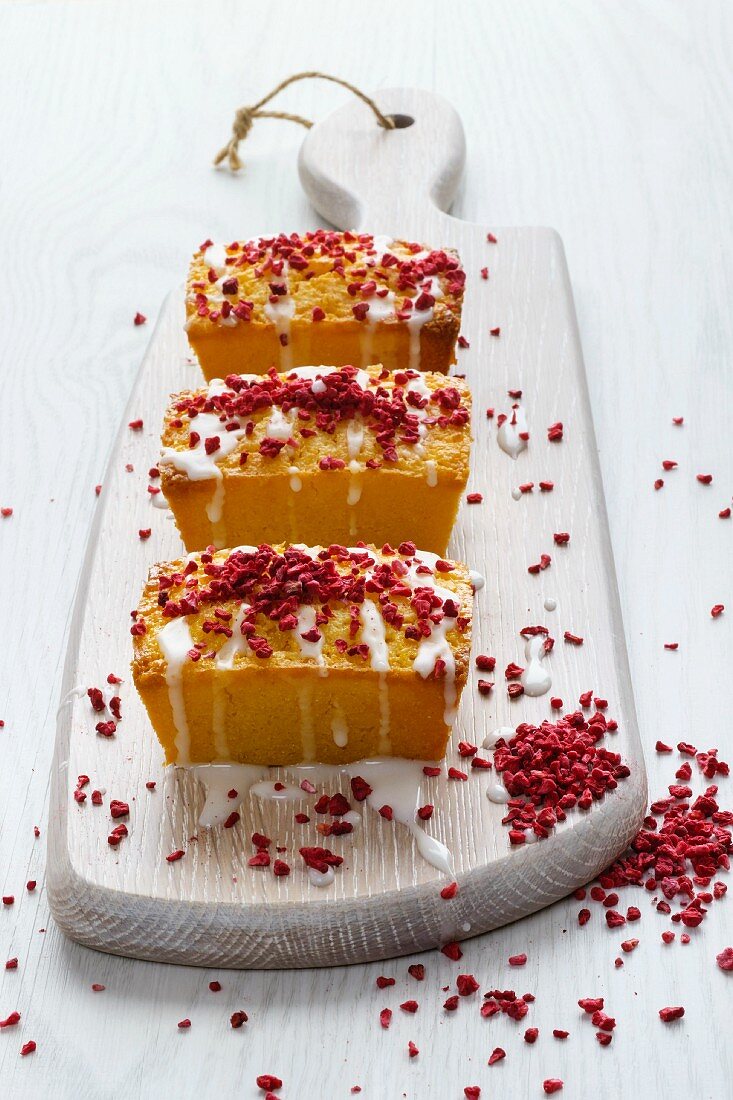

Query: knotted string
214,71,395,172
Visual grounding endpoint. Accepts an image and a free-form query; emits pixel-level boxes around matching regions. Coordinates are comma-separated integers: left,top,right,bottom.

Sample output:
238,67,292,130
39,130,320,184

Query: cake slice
158,365,472,555
131,543,473,766
185,231,465,379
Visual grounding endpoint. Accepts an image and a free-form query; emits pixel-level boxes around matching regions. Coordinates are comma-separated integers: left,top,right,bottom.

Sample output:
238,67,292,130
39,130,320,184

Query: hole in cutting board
386,113,415,129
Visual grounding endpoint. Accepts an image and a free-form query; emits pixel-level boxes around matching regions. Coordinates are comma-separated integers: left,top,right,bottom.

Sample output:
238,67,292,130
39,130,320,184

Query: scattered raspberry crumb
128,418,144,431
488,1047,506,1065
256,1075,283,1092
91,983,105,992
524,1027,539,1043
400,1000,419,1013
177,1018,191,1030
379,1008,392,1029
20,1040,36,1056
654,479,664,491
716,947,733,971
563,631,584,645
552,1029,569,1039
230,1011,248,1028
166,849,185,863
508,953,527,966
209,980,221,992
711,604,725,618
659,1006,685,1023
719,507,731,519
662,460,677,471
697,473,713,485
133,312,147,326
663,643,679,651
441,942,463,961
1,507,12,518
655,741,673,753
139,528,152,540
440,881,459,900
466,492,483,504
672,416,684,425
487,232,498,243
490,326,501,336
464,1088,481,1099
2,896,14,906
458,335,470,349
408,1040,419,1058
544,1082,564,1095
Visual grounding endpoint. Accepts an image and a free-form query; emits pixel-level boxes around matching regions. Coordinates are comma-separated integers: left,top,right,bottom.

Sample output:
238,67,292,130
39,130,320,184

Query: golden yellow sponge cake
131,543,473,766
158,365,471,555
185,231,465,378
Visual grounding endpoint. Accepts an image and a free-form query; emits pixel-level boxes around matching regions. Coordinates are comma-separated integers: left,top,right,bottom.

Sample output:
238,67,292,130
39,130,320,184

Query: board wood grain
46,88,646,969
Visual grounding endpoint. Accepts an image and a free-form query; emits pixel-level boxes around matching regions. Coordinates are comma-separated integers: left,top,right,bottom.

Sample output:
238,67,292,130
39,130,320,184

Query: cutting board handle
298,87,466,235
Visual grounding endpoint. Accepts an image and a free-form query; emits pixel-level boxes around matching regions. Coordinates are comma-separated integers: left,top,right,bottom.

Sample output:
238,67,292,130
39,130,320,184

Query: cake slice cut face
131,543,473,767
159,365,471,555
186,231,465,378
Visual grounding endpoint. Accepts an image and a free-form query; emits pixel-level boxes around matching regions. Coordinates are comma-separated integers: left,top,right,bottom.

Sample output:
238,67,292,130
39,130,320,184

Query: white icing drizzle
159,408,246,539
469,570,485,591
295,605,326,671
497,405,529,459
308,866,335,888
482,726,514,750
331,704,349,748
360,289,396,367
250,780,306,802
191,755,453,875
347,418,365,459
347,461,362,506
425,459,438,488
345,758,453,875
486,779,510,805
521,634,552,697
511,487,523,501
544,596,557,612
266,405,294,441
203,243,228,273
405,372,432,457
359,599,390,672
288,466,302,492
157,617,194,764
405,276,443,371
359,598,391,753
150,492,170,510
264,287,295,371
192,764,265,827
298,683,316,761
407,553,459,726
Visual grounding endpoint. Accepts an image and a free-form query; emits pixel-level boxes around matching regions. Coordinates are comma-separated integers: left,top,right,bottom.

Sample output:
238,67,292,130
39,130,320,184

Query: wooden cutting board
47,88,646,968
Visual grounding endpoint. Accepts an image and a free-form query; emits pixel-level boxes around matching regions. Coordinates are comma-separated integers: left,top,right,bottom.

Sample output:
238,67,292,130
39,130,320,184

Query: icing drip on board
191,764,265,826
497,405,529,459
190,757,452,874
521,633,552,697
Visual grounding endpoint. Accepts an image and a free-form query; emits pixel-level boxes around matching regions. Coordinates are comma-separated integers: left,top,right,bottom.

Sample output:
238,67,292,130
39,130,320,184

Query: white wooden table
1,2,731,1096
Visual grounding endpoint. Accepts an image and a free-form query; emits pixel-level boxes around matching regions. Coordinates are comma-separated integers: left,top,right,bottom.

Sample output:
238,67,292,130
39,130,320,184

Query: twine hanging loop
214,71,395,172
